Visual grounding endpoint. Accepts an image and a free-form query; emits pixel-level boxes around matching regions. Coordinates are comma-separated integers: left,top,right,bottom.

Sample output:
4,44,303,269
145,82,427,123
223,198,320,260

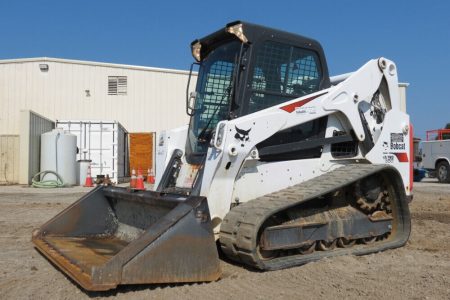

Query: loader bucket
32,186,221,291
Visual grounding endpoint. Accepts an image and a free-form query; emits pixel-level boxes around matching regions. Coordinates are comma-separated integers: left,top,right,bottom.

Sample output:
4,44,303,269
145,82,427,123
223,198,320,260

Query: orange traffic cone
130,168,137,188
146,168,155,184
84,164,94,187
135,168,145,190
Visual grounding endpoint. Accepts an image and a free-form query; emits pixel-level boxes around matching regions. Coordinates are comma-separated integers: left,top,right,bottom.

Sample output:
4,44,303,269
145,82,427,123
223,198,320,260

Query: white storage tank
40,129,77,186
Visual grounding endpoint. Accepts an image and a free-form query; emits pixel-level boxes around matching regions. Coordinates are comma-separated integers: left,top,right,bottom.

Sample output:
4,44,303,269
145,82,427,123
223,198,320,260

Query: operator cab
185,21,331,164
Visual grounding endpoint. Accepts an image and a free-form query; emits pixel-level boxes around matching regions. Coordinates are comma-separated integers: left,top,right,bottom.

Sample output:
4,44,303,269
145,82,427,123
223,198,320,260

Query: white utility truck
421,129,450,183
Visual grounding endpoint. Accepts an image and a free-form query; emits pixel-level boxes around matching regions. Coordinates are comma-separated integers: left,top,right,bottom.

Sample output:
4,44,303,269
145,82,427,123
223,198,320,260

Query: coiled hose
31,170,65,188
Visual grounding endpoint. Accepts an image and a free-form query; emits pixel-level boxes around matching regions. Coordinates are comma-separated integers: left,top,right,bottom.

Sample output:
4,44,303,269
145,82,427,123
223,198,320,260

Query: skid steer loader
32,21,412,291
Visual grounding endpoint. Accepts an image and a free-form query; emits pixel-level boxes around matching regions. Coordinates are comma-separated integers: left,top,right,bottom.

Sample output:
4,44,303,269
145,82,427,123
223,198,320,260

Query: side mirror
186,62,199,116
187,91,197,116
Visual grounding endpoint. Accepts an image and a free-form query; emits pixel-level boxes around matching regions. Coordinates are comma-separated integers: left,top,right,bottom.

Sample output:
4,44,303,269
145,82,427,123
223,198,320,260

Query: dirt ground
0,180,449,300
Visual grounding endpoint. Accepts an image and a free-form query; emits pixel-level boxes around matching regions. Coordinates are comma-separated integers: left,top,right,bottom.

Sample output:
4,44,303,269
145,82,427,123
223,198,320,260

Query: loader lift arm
202,56,408,222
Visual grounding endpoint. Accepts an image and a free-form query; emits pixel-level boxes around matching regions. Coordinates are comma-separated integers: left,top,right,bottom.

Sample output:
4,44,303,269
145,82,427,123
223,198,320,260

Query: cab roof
191,21,325,61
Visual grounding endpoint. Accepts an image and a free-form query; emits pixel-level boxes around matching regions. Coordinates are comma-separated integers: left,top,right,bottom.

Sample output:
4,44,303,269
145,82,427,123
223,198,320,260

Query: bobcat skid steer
33,21,412,291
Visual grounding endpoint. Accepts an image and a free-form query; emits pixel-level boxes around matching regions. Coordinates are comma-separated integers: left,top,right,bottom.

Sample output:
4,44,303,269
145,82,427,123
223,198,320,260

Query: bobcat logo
234,126,251,142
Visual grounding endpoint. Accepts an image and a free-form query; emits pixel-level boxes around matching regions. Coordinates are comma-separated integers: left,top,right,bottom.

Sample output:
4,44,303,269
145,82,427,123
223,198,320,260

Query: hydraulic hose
32,170,65,188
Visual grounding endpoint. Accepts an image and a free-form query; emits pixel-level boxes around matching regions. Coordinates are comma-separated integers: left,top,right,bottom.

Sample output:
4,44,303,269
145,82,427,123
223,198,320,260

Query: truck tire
436,161,450,183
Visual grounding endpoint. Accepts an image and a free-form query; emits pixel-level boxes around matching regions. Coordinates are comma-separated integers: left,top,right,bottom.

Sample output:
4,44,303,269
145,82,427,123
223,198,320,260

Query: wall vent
108,76,127,95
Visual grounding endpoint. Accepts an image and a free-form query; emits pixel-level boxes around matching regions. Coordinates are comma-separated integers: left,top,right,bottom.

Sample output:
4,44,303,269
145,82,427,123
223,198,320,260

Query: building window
108,76,127,95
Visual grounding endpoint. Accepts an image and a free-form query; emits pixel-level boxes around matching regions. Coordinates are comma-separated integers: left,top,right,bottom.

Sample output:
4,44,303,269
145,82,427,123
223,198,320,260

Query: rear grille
331,131,358,158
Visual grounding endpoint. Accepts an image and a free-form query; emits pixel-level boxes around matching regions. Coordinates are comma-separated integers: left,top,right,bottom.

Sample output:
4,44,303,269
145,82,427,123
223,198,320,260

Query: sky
0,0,449,138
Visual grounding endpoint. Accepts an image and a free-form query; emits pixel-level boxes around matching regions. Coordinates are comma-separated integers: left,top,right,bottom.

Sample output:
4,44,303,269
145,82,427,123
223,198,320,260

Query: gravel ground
0,180,449,300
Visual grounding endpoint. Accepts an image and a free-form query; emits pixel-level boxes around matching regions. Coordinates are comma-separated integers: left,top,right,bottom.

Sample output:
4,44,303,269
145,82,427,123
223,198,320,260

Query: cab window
248,41,322,113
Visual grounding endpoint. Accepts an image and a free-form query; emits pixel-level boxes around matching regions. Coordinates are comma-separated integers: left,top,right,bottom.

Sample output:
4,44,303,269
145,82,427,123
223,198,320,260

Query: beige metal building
0,57,197,184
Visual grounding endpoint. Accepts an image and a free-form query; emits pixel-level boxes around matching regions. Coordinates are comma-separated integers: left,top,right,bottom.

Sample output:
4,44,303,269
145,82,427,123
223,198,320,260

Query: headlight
226,23,248,43
209,131,216,147
191,41,202,62
214,122,226,149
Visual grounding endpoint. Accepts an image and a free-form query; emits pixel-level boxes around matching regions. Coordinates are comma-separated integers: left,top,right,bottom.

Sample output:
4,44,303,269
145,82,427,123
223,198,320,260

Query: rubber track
220,164,408,270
